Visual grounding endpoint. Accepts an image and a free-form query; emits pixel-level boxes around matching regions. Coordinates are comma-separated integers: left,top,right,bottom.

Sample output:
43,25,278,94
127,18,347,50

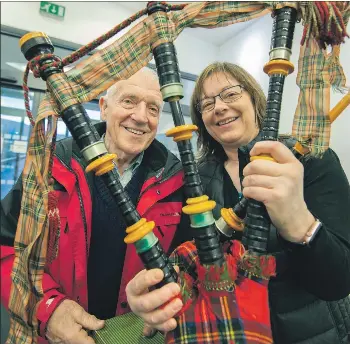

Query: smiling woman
191,63,266,162
201,74,258,149
126,59,350,344
188,61,350,344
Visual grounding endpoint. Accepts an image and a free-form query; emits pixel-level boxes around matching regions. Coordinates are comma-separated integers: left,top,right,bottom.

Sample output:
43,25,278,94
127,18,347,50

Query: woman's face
200,72,259,150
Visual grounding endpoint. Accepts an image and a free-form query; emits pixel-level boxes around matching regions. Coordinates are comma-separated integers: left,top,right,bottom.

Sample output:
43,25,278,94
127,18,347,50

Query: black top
222,150,246,208
179,145,350,344
87,165,146,319
189,147,350,299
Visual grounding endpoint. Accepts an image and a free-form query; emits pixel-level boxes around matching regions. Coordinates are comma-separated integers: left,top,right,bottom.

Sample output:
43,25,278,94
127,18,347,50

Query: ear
99,96,108,121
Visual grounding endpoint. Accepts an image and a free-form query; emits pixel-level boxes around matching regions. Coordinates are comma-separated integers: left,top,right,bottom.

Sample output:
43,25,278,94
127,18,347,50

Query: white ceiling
1,1,257,89
118,1,255,47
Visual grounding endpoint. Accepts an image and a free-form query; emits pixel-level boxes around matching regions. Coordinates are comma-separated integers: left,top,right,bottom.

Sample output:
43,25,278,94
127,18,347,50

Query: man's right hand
125,268,183,336
46,299,105,343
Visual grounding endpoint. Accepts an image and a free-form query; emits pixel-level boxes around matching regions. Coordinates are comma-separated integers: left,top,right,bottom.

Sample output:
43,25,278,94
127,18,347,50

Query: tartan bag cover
166,241,273,344
6,2,348,343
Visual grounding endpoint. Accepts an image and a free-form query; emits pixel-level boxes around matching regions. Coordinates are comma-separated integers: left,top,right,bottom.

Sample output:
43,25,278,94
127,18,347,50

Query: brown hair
190,62,266,162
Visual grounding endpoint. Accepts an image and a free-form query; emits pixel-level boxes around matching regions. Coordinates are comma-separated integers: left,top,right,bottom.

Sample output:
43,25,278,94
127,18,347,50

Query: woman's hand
126,268,183,336
242,141,315,242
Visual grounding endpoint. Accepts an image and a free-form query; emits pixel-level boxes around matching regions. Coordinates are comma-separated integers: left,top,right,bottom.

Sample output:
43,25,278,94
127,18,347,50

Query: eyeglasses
119,96,160,117
196,85,244,114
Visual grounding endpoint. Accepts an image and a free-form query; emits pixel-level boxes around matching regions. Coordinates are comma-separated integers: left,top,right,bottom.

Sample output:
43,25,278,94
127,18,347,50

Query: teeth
125,127,144,135
218,117,237,126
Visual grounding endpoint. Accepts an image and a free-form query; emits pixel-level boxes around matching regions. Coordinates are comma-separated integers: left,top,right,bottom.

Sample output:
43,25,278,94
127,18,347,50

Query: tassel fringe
301,2,349,49
239,250,276,280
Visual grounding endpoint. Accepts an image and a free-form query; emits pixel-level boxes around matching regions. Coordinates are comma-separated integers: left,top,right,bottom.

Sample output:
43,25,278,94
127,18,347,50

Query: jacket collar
94,121,180,178
238,131,263,155
55,121,182,186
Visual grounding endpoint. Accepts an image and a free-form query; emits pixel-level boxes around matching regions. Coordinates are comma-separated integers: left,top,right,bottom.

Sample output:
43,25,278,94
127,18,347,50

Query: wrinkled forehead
114,74,163,103
202,72,239,98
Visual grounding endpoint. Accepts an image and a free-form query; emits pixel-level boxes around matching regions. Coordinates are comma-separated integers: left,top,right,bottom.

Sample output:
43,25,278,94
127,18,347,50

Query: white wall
1,2,131,47
219,15,350,179
0,1,216,75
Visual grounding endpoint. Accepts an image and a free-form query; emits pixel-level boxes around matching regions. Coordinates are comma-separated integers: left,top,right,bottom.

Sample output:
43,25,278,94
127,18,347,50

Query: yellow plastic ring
263,59,294,76
221,208,244,231
85,154,116,173
124,221,155,244
166,125,198,142
250,154,276,162
126,218,147,234
186,195,209,205
19,32,49,47
182,200,216,215
95,163,115,176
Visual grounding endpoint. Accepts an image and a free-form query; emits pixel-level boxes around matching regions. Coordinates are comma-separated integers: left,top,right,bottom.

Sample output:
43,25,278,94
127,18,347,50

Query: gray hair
106,67,160,100
104,66,164,114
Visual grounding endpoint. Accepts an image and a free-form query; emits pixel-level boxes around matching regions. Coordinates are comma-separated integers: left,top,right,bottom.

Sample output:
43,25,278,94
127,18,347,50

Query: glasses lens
198,98,215,113
221,86,242,103
197,85,243,113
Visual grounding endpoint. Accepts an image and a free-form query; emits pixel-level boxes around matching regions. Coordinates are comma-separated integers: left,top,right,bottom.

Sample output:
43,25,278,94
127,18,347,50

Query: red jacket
1,130,184,343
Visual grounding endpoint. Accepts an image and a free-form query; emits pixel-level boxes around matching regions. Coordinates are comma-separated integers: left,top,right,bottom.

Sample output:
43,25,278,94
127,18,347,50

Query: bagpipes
162,4,296,344
7,1,349,344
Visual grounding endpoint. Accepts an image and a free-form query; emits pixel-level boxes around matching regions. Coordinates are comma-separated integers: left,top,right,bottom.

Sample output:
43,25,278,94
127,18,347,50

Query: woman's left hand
242,141,315,243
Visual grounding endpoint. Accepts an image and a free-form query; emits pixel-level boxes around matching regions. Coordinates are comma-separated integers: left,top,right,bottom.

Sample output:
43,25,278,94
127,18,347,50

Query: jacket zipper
56,155,89,257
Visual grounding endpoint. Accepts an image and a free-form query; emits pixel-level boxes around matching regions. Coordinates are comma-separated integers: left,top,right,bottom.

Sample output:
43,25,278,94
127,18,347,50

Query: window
0,85,102,199
1,86,35,199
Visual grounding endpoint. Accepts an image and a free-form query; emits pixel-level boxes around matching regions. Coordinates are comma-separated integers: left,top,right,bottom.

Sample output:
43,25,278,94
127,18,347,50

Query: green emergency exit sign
40,1,65,18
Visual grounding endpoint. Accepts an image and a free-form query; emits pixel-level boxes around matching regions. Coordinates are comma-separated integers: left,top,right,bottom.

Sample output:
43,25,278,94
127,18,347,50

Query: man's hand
46,299,105,343
243,141,315,243
126,268,183,336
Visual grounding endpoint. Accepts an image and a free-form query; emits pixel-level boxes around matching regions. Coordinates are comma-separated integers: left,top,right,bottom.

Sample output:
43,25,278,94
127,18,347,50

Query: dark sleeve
285,148,350,300
1,174,23,246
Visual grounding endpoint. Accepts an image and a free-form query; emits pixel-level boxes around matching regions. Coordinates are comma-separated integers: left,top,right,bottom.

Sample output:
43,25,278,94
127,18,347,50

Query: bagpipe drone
6,1,349,344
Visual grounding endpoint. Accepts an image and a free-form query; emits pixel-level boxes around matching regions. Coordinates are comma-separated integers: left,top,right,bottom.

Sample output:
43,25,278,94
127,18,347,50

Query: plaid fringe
292,37,347,156
7,97,58,343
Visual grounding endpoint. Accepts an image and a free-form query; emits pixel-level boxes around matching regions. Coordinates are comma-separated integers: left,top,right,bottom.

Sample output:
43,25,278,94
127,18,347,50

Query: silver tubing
215,216,234,238
81,141,108,162
269,47,292,61
160,83,184,101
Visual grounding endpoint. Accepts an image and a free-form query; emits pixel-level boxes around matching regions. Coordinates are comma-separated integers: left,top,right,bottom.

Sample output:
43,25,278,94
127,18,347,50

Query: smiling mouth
216,117,238,126
124,127,145,135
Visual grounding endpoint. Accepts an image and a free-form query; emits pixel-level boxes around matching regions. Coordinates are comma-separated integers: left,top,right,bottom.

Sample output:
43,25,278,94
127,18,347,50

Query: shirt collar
127,151,144,174
101,133,144,173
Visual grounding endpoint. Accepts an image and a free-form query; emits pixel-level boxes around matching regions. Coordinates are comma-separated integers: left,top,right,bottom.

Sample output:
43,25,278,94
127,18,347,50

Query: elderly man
0,68,185,343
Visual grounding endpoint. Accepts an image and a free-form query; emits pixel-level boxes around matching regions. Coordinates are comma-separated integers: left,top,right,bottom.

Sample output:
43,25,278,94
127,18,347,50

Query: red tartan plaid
167,241,273,344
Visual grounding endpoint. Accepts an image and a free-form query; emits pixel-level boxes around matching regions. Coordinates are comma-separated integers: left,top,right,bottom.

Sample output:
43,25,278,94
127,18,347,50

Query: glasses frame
196,85,244,114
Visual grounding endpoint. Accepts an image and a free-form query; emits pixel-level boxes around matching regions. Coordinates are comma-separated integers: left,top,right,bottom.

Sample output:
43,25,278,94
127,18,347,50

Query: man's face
100,70,163,157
